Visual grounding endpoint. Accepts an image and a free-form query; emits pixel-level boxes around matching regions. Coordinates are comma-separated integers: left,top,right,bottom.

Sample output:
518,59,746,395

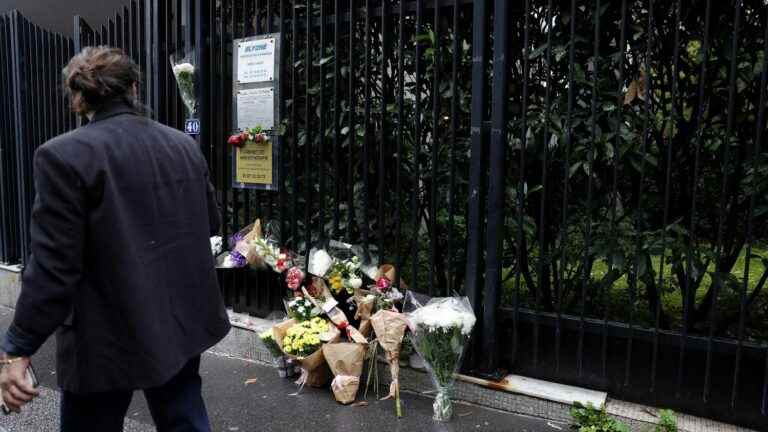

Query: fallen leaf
244,378,258,385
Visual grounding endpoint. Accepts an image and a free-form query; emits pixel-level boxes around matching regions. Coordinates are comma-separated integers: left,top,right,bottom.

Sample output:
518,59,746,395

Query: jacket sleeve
3,146,86,356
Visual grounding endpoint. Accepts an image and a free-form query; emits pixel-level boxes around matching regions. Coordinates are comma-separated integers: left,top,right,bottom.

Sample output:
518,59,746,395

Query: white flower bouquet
405,293,477,422
170,51,196,115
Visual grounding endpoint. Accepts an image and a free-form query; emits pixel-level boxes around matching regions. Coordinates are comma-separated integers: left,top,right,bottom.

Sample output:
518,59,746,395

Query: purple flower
229,250,247,268
228,232,244,250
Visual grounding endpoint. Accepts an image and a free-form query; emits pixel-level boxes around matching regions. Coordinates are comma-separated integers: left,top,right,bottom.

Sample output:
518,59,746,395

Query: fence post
464,0,489,370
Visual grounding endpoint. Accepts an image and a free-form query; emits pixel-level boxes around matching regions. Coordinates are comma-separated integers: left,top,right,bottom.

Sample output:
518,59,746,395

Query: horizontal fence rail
0,1,766,428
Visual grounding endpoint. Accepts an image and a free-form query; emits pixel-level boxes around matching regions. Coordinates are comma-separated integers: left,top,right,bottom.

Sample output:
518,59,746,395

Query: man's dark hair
62,46,140,116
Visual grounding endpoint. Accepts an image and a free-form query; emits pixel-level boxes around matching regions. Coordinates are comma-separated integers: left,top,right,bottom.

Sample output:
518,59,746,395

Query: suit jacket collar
91,101,137,123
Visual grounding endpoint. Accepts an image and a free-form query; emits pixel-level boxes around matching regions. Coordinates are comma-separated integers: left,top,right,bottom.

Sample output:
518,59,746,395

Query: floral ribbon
290,367,309,396
336,321,353,340
331,375,360,403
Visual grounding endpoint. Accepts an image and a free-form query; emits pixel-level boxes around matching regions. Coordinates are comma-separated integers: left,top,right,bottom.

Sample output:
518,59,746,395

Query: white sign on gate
236,38,275,84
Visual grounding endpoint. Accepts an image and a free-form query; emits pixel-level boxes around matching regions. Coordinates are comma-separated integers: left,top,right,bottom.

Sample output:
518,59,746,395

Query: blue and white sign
184,118,201,135
237,38,275,84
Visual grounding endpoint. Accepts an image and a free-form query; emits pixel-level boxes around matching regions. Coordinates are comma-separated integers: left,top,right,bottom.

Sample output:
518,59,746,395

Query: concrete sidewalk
0,306,563,432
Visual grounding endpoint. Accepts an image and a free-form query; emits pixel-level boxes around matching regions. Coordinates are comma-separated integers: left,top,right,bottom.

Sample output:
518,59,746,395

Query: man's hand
0,356,38,413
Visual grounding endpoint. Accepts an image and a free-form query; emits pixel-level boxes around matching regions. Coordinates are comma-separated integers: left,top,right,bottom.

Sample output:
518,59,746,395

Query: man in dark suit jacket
0,47,230,431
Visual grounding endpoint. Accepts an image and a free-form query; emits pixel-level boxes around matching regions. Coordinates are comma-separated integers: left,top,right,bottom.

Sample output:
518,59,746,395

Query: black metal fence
0,11,76,264
1,1,767,428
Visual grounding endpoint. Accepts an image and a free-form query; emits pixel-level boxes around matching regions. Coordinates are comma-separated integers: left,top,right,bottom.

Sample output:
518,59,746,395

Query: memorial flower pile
220,228,478,420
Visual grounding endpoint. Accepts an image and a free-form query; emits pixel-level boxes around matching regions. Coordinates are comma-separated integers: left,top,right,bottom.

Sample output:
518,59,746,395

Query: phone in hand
0,364,38,415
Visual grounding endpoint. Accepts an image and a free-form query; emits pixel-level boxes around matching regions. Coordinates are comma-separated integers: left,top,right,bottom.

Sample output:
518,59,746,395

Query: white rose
349,277,363,290
308,249,333,276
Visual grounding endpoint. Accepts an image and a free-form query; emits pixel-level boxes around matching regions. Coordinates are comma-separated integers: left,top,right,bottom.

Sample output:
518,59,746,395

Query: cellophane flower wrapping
170,51,196,115
404,293,477,422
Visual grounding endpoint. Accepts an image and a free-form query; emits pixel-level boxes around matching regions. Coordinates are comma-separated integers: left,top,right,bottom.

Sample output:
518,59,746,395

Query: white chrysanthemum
409,298,477,336
173,62,194,75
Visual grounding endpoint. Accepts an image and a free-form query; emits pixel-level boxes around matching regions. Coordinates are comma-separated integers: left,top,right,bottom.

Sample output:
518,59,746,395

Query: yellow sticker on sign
235,141,273,185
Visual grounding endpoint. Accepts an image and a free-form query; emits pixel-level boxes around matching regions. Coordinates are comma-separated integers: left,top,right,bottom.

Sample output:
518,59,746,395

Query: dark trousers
60,356,210,432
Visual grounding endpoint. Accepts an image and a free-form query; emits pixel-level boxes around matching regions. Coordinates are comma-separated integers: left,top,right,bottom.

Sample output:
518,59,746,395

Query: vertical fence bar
651,0,680,394
378,0,389,262
0,17,9,263
394,0,405,289
362,0,371,258
318,0,327,245
483,0,509,371
347,0,356,242
626,0,654,387
704,0,742,403
733,5,768,409
604,0,627,382
465,0,488,363
678,0,710,398
332,0,341,239
411,0,423,293
512,0,531,367
304,0,313,264
578,0,600,378
535,0,554,370
556,0,577,374
446,0,459,294
278,0,287,244
290,1,298,247
428,0,440,296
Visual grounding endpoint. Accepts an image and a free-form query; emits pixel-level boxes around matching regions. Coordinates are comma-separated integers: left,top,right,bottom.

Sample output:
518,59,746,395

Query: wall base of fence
0,267,21,309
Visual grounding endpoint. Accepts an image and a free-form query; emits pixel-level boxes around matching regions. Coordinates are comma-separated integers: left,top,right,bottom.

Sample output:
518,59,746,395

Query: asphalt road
0,306,565,432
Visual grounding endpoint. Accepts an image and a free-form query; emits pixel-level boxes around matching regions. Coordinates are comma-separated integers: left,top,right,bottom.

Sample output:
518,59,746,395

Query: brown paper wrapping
302,283,368,344
353,291,376,337
272,319,340,388
369,310,408,400
322,343,367,404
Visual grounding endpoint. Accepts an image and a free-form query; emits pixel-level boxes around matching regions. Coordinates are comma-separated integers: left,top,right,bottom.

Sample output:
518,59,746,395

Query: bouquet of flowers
370,309,409,417
406,294,477,421
227,125,269,148
322,343,367,405
259,328,283,359
285,266,306,293
281,317,329,357
285,296,319,322
169,51,196,115
273,318,340,388
326,256,363,295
